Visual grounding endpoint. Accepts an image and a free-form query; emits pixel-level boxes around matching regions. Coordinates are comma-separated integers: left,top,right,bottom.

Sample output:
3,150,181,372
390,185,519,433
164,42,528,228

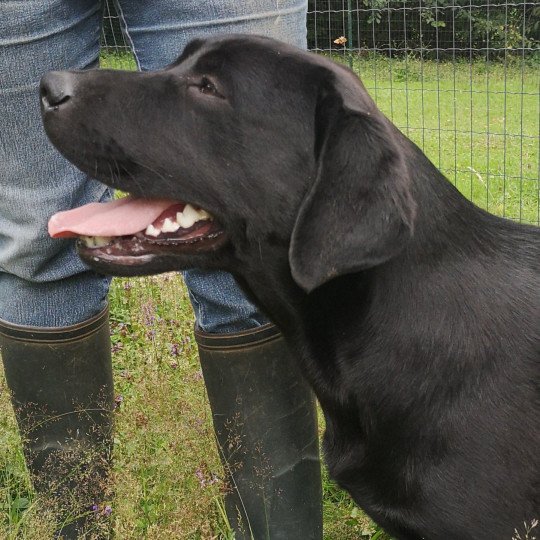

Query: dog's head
42,35,415,294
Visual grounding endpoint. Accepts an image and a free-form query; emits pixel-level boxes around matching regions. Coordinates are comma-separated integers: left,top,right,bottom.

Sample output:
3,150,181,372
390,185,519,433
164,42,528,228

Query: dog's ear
289,66,416,293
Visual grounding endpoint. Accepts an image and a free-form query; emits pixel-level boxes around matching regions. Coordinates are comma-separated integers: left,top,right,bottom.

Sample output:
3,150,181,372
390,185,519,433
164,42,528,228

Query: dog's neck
233,151,525,404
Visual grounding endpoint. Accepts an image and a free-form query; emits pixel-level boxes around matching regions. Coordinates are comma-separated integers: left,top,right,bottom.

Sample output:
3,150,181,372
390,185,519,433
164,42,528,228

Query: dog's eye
200,77,218,96
187,75,225,100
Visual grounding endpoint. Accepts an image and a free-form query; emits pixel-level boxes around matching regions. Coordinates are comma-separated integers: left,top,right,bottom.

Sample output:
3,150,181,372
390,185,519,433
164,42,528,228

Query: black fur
41,35,539,540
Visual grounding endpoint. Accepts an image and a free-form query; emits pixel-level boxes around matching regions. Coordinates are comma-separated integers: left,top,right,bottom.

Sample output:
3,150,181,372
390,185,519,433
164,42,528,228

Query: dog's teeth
93,236,113,247
81,236,112,248
81,236,94,247
145,224,161,237
176,204,213,229
176,212,193,228
177,205,197,228
187,205,212,221
161,217,180,233
198,208,213,221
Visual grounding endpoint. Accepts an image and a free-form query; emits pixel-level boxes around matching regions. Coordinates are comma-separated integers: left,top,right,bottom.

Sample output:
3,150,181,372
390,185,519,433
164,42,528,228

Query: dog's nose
40,71,74,110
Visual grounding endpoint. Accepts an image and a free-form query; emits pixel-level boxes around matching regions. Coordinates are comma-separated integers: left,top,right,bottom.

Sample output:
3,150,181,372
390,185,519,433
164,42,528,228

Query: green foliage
307,0,539,58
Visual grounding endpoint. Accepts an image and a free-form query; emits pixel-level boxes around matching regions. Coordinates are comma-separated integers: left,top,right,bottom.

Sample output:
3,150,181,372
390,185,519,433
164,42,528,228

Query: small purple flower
146,329,156,339
191,417,205,435
92,503,113,516
195,463,220,488
118,323,128,337
123,281,132,291
141,301,156,326
170,343,180,356
195,467,206,487
114,395,124,409
111,342,123,353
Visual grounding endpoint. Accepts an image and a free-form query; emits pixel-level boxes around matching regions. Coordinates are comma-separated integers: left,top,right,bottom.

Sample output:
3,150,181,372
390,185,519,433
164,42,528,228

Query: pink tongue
48,196,181,238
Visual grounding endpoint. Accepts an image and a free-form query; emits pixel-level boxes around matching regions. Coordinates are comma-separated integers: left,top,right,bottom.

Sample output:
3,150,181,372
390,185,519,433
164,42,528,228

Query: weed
513,519,539,540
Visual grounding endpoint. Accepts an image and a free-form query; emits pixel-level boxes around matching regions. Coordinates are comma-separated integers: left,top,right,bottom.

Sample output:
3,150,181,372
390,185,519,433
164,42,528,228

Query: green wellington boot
0,307,114,539
196,323,323,540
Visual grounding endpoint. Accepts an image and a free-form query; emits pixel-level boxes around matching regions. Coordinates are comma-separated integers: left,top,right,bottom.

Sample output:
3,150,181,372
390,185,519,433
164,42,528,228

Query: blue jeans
0,0,307,331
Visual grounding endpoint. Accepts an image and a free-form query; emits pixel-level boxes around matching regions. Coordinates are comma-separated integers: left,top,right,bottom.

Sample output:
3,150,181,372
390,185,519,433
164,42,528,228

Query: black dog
41,35,539,539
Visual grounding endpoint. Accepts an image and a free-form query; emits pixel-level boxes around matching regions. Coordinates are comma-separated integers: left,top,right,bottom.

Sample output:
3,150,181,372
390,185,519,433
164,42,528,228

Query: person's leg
111,0,306,332
0,2,114,537
0,0,110,327
115,2,321,537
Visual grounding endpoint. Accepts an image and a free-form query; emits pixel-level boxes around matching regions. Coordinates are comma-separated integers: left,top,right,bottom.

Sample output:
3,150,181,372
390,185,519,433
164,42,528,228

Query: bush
308,0,539,59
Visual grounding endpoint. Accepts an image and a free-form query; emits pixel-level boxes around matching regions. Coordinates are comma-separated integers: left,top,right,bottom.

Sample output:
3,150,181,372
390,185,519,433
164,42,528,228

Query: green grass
0,275,387,539
0,53,537,538
331,52,539,225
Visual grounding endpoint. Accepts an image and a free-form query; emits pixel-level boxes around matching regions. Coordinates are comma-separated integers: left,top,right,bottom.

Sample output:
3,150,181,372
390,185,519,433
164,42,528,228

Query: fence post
347,0,354,68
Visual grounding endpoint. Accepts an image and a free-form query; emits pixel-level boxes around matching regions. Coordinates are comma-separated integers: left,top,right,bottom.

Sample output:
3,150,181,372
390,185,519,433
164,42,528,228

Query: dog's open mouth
48,196,226,268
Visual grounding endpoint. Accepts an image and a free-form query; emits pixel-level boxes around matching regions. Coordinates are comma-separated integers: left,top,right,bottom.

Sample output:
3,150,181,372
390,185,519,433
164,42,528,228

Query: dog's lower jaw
76,230,229,276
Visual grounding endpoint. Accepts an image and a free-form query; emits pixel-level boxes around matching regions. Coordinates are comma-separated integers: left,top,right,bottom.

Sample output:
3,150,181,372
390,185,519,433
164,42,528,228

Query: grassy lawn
351,54,539,226
0,53,537,538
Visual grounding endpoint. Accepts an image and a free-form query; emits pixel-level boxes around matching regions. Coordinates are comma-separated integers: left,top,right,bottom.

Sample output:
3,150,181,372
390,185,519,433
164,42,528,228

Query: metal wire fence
101,1,539,224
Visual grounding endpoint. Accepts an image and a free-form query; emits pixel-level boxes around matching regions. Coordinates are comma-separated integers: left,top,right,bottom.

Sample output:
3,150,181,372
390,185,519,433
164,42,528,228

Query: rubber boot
196,324,323,540
0,307,114,539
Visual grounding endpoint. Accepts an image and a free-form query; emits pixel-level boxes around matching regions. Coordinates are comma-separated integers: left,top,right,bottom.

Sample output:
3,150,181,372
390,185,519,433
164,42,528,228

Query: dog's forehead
176,34,324,74
170,34,370,111
197,35,366,95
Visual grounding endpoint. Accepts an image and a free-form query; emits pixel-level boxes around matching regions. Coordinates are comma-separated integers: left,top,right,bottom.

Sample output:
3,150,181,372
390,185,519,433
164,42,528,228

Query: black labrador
41,35,539,540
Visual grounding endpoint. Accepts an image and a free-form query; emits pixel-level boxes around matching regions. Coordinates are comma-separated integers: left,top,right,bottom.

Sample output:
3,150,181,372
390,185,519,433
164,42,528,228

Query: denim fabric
184,269,268,333
0,0,111,327
115,0,307,69
0,0,307,331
